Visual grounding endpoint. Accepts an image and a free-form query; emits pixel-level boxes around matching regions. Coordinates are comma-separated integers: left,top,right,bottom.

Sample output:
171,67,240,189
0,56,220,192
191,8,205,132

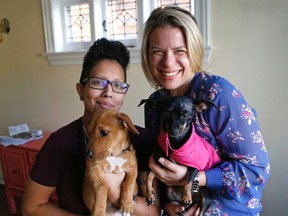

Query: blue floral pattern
144,72,270,215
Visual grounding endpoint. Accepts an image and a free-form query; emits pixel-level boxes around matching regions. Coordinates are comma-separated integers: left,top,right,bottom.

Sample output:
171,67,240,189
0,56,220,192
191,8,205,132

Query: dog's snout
86,151,94,160
171,129,178,136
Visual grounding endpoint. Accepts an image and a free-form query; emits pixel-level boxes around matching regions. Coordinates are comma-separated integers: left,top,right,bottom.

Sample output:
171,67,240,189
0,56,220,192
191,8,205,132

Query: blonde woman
141,6,270,216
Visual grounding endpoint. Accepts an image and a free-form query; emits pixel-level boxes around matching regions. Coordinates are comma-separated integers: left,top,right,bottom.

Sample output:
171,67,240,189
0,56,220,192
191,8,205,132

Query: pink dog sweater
157,124,221,170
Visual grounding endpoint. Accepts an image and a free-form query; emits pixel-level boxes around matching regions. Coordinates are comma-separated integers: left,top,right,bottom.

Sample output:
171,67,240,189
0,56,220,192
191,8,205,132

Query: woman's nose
162,51,176,67
101,83,113,97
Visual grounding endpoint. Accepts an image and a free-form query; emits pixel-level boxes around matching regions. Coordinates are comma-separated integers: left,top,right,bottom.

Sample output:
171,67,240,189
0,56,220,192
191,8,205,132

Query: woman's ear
76,83,84,101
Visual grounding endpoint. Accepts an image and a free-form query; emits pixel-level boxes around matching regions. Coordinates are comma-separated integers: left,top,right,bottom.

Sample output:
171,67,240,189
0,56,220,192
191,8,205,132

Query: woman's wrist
198,171,207,187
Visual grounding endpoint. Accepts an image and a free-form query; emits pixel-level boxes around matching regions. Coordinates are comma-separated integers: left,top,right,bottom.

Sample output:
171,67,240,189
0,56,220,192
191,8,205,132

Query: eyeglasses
82,77,130,94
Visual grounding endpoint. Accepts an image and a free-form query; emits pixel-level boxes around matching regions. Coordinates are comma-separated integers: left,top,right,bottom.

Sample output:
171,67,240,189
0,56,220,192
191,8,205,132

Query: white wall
208,1,288,215
0,0,287,215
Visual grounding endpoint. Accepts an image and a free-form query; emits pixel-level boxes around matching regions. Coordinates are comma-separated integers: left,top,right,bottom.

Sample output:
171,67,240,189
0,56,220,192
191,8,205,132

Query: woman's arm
22,178,82,216
202,77,270,204
133,196,160,216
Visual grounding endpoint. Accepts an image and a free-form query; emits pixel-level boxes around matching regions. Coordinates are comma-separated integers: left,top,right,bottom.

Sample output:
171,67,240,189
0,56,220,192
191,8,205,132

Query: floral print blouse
144,72,270,216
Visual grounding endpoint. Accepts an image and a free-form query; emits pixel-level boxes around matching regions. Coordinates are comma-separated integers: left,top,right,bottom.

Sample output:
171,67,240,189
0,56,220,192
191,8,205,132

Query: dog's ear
117,112,139,134
138,98,161,111
138,99,148,107
192,98,218,112
87,109,107,137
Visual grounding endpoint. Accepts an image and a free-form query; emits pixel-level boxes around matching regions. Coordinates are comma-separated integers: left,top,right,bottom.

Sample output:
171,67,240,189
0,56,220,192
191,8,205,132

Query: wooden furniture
0,133,57,214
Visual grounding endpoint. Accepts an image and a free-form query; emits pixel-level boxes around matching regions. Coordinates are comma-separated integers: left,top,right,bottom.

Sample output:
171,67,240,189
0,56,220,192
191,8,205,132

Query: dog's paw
120,211,132,216
119,209,133,216
146,189,156,206
182,194,193,207
119,202,134,216
146,198,155,206
146,195,156,206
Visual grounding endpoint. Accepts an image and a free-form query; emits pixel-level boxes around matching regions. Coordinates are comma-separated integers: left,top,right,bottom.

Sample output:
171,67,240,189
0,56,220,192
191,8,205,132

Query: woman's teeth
162,71,179,77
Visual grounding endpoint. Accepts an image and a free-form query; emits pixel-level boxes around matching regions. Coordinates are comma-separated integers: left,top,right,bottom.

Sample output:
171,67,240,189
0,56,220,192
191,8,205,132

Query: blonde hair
141,6,204,89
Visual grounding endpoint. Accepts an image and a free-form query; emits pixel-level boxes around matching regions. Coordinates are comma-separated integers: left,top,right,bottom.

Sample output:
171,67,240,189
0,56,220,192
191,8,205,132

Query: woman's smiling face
77,59,126,118
148,24,194,96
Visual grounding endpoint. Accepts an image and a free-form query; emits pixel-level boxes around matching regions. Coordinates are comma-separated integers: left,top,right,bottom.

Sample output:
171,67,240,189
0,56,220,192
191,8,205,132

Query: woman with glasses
22,38,160,216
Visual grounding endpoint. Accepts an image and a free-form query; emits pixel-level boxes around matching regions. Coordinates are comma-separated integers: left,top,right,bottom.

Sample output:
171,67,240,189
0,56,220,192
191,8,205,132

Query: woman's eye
91,80,102,86
114,83,122,89
176,49,186,54
152,50,163,55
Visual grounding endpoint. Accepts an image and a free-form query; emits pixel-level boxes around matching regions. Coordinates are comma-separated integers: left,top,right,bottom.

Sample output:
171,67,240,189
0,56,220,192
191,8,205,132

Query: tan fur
83,109,139,216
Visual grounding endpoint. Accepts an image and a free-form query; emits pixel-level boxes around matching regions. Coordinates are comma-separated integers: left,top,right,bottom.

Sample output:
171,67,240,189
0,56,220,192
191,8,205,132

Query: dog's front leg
93,180,109,216
182,168,199,207
84,165,108,216
146,171,156,206
119,164,138,215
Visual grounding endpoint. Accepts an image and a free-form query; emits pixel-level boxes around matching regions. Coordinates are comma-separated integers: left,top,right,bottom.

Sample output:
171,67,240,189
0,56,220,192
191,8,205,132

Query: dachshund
83,109,139,216
139,96,221,215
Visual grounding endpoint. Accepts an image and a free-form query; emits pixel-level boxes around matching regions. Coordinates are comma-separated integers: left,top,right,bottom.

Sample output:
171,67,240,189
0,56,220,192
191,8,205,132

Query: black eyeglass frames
82,77,130,94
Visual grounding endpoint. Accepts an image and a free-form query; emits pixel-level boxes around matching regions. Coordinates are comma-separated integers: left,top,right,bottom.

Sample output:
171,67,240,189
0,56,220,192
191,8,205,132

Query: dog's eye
99,130,109,137
181,111,193,119
163,111,169,118
86,151,94,160
179,111,189,118
183,113,189,118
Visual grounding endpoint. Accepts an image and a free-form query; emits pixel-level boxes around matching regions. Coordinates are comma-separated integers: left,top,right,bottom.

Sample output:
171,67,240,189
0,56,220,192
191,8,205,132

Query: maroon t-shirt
31,117,154,214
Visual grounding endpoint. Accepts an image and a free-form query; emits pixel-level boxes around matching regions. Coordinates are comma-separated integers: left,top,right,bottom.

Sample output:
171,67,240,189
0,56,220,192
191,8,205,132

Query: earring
80,96,84,101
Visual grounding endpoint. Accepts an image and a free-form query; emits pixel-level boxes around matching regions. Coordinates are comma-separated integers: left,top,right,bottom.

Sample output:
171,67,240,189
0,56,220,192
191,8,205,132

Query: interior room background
0,0,287,215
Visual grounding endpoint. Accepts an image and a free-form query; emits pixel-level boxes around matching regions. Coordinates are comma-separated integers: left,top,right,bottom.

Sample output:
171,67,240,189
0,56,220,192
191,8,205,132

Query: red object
0,133,57,214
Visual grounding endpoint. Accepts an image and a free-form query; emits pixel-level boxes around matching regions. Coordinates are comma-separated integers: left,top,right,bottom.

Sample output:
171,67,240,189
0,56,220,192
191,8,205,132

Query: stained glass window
158,0,194,14
67,3,91,42
107,0,138,40
42,0,209,65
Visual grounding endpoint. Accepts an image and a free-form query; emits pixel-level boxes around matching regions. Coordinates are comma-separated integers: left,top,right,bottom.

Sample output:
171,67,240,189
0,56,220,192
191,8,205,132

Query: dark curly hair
80,38,130,83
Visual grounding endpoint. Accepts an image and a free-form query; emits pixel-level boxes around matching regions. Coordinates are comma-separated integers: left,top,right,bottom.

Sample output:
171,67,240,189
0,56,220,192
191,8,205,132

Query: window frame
41,0,210,65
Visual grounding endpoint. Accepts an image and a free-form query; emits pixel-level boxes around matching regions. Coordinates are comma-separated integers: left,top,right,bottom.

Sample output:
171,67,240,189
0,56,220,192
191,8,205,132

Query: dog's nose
86,151,94,160
171,130,178,136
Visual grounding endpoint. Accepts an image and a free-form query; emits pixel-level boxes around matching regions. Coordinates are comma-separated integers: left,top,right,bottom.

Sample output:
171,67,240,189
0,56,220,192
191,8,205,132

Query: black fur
139,96,217,215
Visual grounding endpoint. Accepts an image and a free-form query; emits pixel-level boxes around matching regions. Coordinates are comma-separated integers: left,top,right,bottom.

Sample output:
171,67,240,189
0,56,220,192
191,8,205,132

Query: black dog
138,96,220,215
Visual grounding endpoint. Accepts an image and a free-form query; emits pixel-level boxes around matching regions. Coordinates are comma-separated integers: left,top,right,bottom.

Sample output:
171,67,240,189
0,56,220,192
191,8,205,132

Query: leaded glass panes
107,0,138,40
157,0,194,14
67,3,91,42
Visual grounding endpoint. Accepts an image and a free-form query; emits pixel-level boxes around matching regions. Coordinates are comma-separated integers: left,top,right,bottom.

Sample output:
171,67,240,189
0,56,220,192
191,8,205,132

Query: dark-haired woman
22,38,159,216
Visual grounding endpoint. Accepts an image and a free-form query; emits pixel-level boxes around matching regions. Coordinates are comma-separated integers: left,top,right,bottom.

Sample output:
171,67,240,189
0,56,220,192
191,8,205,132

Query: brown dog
83,109,139,216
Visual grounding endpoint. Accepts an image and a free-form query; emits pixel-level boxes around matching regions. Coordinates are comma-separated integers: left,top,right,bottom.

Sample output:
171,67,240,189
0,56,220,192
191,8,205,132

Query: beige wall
209,1,288,215
1,0,287,215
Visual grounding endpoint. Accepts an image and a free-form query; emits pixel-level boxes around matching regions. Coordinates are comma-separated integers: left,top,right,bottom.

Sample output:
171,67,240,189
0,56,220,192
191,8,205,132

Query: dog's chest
105,156,128,173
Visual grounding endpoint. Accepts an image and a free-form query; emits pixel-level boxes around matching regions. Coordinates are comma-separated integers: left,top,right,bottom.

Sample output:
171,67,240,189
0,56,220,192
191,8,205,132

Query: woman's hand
164,202,200,216
149,156,188,186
